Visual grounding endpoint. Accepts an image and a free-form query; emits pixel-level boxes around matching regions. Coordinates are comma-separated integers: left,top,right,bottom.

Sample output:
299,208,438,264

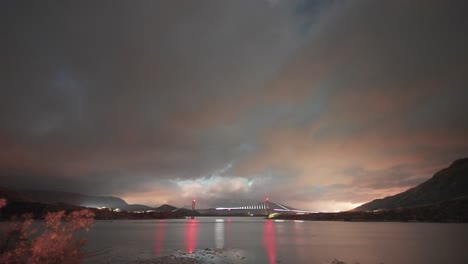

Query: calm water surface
83,217,468,263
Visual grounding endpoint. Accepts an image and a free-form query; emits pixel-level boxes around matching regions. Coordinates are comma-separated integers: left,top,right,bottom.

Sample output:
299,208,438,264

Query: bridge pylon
266,197,270,218
191,199,196,219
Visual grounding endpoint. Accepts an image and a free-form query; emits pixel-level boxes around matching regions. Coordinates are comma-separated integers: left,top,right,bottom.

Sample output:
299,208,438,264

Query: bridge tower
266,197,270,218
191,199,196,219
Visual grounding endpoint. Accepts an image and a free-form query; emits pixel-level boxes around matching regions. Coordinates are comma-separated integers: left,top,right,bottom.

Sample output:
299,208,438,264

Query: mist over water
83,217,468,263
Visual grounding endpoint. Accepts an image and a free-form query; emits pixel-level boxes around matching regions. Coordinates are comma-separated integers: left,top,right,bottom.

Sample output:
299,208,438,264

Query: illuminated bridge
173,199,316,215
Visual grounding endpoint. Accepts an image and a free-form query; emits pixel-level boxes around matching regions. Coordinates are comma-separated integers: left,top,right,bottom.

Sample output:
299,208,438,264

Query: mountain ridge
353,157,468,211
0,187,162,212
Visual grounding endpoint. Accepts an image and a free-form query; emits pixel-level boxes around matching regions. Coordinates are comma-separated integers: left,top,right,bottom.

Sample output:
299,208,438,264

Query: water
83,217,468,263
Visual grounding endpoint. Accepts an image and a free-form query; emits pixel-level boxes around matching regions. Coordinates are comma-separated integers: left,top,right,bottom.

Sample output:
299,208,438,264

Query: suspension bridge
172,198,315,216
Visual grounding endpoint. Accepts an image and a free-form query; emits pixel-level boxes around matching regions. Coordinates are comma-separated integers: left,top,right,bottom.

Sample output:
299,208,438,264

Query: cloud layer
1,0,467,211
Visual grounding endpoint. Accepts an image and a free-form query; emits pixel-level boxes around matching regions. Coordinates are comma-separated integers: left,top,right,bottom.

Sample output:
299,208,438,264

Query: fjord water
84,217,468,263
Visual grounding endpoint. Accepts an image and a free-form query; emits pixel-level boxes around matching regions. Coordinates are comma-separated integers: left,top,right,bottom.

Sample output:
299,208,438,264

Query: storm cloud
1,0,467,211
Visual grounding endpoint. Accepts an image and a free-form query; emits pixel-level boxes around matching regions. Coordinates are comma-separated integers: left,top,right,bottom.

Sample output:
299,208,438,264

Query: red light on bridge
266,197,269,201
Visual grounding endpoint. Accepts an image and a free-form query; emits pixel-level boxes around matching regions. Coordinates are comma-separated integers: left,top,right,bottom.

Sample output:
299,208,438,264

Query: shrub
0,200,95,264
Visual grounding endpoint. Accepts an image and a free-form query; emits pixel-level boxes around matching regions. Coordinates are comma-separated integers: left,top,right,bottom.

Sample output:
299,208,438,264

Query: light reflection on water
154,219,166,256
294,218,307,263
215,219,224,249
82,217,468,264
263,219,277,264
185,219,199,253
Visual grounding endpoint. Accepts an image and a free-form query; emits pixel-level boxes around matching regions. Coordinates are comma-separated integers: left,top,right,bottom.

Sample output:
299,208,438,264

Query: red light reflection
263,219,277,264
185,219,199,253
155,220,166,256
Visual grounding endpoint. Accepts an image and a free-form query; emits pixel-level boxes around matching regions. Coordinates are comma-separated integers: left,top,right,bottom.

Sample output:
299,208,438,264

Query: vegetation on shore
272,197,468,222
0,199,95,263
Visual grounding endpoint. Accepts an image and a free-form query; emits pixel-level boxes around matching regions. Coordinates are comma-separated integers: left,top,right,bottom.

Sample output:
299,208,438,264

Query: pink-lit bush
0,200,95,263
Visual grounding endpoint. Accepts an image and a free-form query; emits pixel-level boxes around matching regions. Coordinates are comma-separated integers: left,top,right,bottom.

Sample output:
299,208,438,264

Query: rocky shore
133,248,365,264
133,248,247,264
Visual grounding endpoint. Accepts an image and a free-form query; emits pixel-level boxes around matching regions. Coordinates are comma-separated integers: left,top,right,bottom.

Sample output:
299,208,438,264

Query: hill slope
0,186,32,203
22,190,129,209
156,204,177,212
0,188,155,212
354,158,468,211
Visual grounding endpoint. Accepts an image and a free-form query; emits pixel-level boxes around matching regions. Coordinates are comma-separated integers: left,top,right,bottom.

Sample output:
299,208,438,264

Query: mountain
156,204,177,212
354,158,468,211
22,190,129,209
0,186,32,203
0,188,157,212
0,186,186,220
126,204,154,211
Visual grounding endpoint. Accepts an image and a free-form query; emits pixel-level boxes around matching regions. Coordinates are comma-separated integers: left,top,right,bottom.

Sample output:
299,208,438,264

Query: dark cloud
1,0,467,211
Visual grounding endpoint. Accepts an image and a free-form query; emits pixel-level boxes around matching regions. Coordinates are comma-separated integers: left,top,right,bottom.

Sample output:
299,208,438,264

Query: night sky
1,0,467,211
